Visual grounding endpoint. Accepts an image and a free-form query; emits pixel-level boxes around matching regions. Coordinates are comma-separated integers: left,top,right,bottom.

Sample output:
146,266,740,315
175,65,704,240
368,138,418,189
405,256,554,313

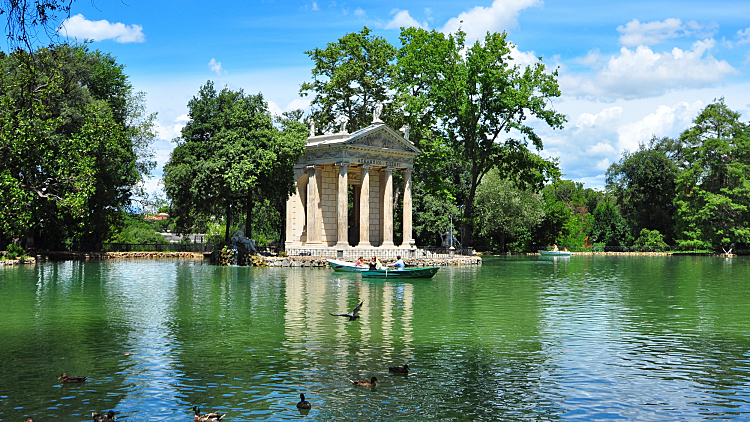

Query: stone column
335,162,349,248
381,166,395,247
402,168,413,248
357,165,372,247
306,165,323,246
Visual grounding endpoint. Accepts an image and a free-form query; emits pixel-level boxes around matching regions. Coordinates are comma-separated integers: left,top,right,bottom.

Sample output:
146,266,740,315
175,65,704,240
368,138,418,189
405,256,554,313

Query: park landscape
2,0,750,421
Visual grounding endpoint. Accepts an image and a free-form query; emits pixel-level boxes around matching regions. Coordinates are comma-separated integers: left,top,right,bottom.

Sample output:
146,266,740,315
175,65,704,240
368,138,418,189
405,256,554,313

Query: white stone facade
285,122,420,250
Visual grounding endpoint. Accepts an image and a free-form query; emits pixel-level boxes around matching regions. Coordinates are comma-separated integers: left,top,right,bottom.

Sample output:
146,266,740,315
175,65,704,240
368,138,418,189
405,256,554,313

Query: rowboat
539,250,571,256
361,267,439,279
327,259,369,272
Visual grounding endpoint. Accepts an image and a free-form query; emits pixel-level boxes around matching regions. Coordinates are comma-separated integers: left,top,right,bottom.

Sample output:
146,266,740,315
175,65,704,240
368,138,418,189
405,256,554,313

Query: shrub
633,228,668,251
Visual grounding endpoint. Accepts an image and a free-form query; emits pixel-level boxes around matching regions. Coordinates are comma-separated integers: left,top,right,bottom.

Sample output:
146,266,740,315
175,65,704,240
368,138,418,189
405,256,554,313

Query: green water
1,256,750,421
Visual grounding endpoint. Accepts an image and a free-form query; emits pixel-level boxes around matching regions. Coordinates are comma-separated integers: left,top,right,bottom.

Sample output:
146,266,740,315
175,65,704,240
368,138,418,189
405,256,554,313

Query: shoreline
0,252,482,267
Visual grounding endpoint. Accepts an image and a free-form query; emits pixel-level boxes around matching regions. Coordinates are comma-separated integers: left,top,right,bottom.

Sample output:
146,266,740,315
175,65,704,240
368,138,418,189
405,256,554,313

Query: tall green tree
674,99,750,251
163,81,306,243
395,28,565,247
474,170,545,252
606,137,680,243
0,44,156,247
300,27,397,133
591,198,630,247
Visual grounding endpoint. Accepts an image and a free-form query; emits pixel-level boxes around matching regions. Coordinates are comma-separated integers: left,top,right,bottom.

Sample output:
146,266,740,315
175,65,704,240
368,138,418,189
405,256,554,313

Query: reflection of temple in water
282,271,414,364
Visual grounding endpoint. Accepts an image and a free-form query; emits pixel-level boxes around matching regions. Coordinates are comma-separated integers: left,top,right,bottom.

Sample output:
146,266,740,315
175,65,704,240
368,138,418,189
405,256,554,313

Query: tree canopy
0,44,156,248
395,28,565,246
674,99,750,251
163,81,306,243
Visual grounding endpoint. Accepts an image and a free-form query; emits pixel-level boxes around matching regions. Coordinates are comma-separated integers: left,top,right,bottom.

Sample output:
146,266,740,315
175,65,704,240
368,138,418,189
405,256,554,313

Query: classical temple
285,113,420,254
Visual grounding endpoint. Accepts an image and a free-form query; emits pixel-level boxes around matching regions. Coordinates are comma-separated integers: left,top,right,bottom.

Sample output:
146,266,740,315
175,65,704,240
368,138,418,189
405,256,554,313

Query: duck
59,372,87,383
330,301,363,321
296,393,312,410
25,418,33,422
388,364,409,374
350,376,378,387
191,406,226,421
92,410,115,421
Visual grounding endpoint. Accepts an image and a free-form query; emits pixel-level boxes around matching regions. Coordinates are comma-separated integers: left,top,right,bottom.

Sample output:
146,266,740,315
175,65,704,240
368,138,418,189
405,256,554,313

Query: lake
1,255,749,421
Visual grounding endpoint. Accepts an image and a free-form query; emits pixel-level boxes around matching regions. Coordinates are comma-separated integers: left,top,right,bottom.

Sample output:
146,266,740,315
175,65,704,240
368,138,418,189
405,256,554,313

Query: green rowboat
360,266,439,279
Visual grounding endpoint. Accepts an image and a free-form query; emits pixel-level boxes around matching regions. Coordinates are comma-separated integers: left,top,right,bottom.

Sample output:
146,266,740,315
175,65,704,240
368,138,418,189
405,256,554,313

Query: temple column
306,165,323,246
335,162,350,248
402,168,413,247
357,165,372,248
381,166,395,247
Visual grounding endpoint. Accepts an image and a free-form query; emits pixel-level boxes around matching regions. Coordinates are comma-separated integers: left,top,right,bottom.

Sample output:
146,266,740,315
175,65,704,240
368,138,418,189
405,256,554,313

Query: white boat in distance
327,259,370,272
539,250,571,256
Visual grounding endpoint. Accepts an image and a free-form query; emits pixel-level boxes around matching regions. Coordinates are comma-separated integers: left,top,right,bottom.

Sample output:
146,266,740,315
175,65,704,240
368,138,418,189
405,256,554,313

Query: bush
633,228,668,251
4,244,25,260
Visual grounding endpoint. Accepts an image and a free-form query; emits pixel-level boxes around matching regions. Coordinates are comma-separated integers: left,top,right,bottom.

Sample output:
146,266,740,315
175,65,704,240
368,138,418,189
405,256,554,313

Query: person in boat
355,256,366,267
369,256,383,270
389,255,405,271
553,244,559,252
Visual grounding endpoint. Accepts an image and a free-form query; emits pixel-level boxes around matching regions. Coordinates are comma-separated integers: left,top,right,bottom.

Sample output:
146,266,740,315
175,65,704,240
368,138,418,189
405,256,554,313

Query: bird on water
191,406,226,421
350,376,378,387
59,372,87,383
92,410,115,421
330,301,363,321
297,393,312,409
388,364,409,374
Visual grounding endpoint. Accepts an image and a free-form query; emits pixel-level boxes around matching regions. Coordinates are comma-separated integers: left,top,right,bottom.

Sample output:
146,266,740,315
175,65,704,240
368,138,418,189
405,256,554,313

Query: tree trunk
224,204,232,242
461,180,479,248
245,191,253,240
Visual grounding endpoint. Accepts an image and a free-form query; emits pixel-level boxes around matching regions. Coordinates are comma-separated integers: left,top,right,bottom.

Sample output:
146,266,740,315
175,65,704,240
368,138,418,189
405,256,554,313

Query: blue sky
49,0,750,193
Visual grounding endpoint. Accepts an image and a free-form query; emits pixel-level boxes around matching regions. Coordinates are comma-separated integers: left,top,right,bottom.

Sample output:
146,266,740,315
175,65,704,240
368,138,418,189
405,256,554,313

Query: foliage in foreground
0,44,156,249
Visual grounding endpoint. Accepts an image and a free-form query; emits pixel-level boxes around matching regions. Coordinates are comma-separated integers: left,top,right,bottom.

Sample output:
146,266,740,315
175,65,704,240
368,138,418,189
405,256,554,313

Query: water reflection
2,257,750,420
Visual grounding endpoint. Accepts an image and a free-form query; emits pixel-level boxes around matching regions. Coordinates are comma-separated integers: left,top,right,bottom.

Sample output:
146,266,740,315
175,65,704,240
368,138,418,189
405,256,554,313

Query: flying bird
330,301,363,321
296,393,312,410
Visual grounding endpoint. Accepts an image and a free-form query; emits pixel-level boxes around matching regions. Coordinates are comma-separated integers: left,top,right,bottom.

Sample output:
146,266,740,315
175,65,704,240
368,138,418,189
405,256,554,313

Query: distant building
145,213,170,221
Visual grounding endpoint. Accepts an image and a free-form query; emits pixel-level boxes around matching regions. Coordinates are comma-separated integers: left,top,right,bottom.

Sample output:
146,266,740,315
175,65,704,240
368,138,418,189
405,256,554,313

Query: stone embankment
262,256,482,267
0,252,206,264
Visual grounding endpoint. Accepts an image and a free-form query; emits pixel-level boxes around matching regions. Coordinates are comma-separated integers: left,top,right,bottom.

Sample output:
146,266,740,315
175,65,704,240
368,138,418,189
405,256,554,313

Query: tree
474,170,544,252
674,99,750,251
606,137,679,243
163,82,306,243
1,0,73,50
300,27,397,134
395,28,565,247
0,44,156,247
591,198,630,247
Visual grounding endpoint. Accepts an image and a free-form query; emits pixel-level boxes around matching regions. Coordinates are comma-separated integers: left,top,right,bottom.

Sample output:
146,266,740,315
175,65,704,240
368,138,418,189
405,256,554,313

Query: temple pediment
345,124,421,154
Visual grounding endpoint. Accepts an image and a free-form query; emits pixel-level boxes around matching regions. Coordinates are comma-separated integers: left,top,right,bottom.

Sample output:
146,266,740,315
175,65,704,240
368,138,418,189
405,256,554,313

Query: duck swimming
59,372,87,383
92,410,115,422
350,376,378,387
296,393,312,410
191,406,226,421
330,301,363,321
388,364,409,374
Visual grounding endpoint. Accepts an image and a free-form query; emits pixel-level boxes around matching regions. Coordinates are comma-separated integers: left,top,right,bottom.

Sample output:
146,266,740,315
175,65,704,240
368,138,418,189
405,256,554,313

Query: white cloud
441,0,541,43
617,18,686,47
385,10,427,30
737,27,750,45
561,39,738,100
208,58,224,75
575,106,623,130
354,7,365,17
616,101,703,152
312,1,320,11
617,18,718,47
268,98,312,117
509,45,539,68
60,14,144,43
